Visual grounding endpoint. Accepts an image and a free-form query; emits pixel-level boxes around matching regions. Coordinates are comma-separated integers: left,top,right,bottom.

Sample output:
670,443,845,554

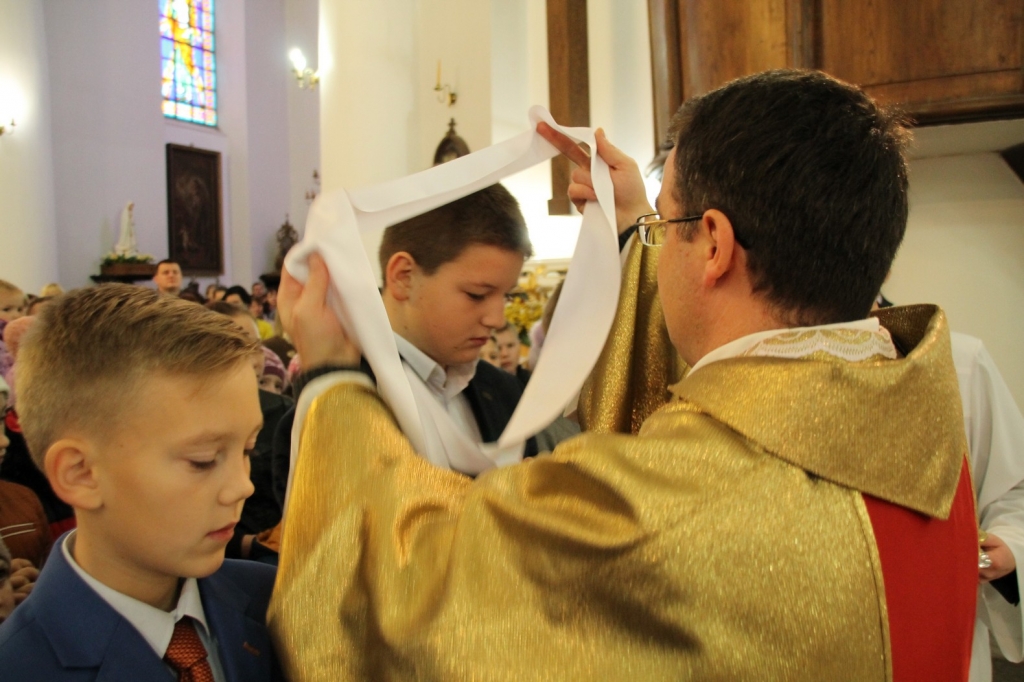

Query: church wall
318,0,418,195
44,0,168,289
36,0,307,291
162,0,245,290
317,0,656,272
490,0,655,263
244,0,292,279
0,0,59,293
416,0,493,170
285,0,321,235
887,151,1024,408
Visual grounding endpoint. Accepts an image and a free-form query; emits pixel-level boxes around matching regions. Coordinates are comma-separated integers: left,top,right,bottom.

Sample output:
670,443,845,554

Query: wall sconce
0,77,22,138
289,48,319,90
434,60,457,107
304,169,321,203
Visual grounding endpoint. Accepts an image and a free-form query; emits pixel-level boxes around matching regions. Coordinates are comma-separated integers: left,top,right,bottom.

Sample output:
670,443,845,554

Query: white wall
416,0,493,170
10,0,312,292
285,0,321,234
318,0,418,193
244,0,292,278
886,152,1024,407
44,0,168,289
0,0,59,294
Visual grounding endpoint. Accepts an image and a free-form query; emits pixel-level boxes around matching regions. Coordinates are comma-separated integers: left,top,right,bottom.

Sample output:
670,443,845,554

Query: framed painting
166,143,223,275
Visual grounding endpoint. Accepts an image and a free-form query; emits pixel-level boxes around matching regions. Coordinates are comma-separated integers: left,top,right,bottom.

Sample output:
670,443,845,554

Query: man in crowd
152,259,182,296
268,70,977,681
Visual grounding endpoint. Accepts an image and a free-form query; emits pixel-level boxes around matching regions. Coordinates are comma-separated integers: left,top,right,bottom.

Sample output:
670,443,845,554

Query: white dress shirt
393,334,484,445
62,533,227,682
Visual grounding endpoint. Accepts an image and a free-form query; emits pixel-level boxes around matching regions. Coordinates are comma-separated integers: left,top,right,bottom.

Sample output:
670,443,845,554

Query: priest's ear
384,252,418,301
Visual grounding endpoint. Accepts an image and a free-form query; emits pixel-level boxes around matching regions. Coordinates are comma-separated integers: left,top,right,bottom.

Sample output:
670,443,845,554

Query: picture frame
166,143,223,275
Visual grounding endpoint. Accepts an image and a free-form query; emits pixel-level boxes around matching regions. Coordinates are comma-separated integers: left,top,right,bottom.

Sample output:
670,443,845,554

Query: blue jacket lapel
31,537,171,681
199,570,271,682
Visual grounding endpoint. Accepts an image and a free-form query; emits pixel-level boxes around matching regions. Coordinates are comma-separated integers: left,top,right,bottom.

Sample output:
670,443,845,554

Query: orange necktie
164,617,215,682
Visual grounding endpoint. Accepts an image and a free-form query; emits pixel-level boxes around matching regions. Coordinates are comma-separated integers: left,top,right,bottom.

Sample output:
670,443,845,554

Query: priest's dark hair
667,69,910,326
378,183,533,278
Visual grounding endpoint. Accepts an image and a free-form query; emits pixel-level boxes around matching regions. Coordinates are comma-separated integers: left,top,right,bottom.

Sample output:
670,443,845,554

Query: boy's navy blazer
463,360,539,457
0,533,282,681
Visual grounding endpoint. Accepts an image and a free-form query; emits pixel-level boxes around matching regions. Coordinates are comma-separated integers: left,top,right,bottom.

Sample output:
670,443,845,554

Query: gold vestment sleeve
579,238,685,434
268,380,888,681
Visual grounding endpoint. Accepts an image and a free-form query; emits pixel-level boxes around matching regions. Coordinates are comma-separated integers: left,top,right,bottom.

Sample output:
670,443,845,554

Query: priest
268,70,978,681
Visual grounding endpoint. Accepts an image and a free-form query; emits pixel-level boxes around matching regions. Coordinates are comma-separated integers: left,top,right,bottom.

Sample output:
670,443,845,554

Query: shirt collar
62,532,210,659
687,317,883,377
394,333,478,400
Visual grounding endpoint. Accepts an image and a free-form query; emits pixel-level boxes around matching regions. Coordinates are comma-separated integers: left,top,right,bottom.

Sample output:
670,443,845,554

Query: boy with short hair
0,284,282,681
373,183,537,466
492,322,531,386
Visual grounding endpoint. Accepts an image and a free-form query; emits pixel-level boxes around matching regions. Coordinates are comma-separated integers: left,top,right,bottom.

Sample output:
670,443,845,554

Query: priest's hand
536,122,654,235
280,252,361,370
980,531,1016,582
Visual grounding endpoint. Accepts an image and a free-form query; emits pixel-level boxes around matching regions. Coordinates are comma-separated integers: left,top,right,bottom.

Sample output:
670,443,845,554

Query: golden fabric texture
269,233,966,679
676,304,966,519
271,380,892,681
578,239,685,434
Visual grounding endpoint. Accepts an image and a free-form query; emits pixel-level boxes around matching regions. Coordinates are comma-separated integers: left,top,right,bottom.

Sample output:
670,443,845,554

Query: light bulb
289,48,307,73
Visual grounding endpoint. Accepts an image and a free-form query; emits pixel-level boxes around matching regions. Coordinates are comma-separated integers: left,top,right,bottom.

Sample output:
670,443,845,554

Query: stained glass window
160,0,217,126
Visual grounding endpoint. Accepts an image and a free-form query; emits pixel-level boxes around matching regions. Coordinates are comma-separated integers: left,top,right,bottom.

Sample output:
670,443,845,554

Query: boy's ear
384,252,418,302
45,438,103,511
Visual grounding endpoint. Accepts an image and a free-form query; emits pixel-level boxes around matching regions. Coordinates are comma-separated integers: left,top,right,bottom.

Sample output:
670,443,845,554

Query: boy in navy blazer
0,285,283,681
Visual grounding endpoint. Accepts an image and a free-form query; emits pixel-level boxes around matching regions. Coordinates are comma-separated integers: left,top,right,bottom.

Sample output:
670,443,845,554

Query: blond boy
0,285,283,681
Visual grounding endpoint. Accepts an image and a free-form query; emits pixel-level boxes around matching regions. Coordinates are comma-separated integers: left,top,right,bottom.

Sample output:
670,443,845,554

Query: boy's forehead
437,244,524,276
114,363,262,437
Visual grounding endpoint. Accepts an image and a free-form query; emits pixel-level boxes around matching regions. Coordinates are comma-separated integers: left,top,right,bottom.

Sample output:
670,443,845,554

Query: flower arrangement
101,252,155,266
504,267,557,345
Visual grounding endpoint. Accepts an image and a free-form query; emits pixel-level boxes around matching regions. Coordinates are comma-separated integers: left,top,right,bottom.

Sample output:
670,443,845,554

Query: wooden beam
546,0,590,215
648,0,683,152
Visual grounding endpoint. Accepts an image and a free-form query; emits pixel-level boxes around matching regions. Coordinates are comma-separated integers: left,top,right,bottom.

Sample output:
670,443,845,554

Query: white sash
284,106,619,475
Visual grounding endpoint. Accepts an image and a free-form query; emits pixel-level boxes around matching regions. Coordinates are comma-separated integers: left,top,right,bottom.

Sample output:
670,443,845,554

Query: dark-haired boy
0,285,282,681
291,183,536,475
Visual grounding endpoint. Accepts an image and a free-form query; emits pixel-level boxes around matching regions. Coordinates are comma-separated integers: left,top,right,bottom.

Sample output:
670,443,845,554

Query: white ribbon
285,106,619,475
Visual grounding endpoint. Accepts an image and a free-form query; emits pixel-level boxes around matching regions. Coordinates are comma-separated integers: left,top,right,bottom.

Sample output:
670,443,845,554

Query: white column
318,0,419,193
0,0,59,293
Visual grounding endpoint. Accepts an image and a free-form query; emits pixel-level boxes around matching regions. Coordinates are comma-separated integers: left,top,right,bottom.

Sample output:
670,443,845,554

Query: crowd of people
0,69,1021,681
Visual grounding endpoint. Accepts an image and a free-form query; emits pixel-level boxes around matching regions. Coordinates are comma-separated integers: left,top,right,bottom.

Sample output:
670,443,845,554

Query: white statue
114,201,138,258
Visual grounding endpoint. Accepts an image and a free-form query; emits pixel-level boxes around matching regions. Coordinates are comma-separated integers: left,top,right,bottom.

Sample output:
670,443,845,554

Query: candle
436,60,441,89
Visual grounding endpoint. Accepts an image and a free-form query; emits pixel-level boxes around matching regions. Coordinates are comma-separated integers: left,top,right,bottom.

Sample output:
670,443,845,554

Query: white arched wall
0,0,59,294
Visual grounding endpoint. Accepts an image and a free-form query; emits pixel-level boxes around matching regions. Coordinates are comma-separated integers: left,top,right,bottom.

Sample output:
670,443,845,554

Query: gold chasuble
269,242,975,681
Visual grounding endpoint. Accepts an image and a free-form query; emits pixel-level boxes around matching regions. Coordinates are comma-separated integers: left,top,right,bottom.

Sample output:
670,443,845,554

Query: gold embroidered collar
669,304,966,519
